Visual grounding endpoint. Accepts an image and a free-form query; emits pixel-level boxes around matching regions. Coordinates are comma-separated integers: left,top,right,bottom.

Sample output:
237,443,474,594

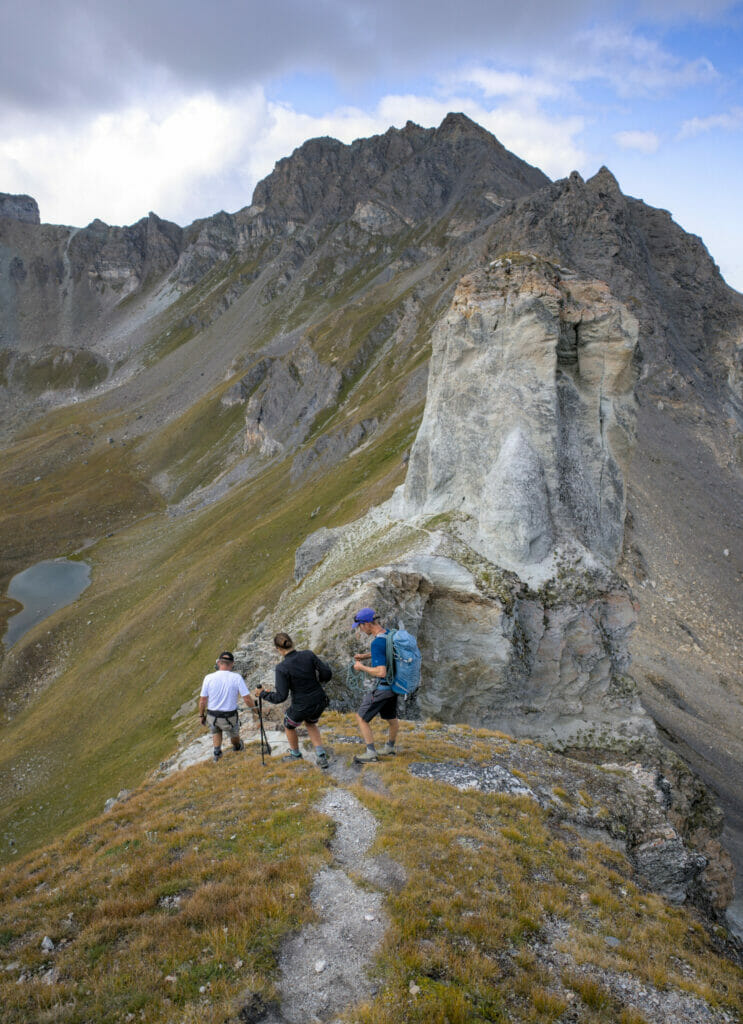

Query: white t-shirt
200,669,249,712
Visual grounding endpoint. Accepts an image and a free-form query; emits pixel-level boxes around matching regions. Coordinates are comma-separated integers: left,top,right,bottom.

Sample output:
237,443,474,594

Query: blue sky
1,1,742,290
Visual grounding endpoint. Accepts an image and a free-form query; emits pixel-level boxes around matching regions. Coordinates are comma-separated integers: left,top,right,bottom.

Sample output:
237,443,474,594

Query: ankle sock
315,746,326,756
366,744,376,753
289,749,302,758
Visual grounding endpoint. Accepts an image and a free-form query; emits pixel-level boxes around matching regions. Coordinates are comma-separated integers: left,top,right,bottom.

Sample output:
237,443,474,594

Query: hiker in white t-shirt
198,651,255,762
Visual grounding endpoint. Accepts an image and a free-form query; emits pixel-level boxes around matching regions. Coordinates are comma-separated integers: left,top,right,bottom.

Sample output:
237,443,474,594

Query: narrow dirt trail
261,786,403,1024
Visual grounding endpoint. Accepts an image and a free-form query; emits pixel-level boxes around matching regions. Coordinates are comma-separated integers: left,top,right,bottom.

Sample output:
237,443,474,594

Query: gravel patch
408,760,537,798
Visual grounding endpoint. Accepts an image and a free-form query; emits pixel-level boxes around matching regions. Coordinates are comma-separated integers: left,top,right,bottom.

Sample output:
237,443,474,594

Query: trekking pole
256,688,271,766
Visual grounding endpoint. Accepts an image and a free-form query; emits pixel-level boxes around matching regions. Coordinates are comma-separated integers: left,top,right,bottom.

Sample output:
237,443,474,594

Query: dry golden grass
329,722,743,1024
0,751,330,1023
1,718,742,1023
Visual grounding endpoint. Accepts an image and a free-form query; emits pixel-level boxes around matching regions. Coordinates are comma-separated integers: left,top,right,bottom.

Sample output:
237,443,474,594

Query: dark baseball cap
352,608,376,628
218,651,234,662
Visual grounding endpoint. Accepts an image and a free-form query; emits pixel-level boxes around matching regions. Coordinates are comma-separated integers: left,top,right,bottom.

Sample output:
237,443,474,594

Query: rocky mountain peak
0,193,40,225
436,110,493,138
588,165,622,195
251,113,550,227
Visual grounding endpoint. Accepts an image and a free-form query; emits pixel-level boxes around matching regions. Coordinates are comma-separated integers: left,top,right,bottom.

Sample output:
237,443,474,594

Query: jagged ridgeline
0,112,741,946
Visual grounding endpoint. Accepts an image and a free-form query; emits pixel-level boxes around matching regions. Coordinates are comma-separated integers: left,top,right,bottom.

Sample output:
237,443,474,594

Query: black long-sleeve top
261,649,332,710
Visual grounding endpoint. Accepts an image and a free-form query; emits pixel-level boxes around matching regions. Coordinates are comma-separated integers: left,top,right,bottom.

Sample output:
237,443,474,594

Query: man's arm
355,633,389,680
354,661,387,678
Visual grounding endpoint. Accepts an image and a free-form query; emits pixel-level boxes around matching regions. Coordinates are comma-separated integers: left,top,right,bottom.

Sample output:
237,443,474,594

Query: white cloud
614,130,660,152
678,106,743,138
543,27,718,96
447,67,562,101
0,90,269,226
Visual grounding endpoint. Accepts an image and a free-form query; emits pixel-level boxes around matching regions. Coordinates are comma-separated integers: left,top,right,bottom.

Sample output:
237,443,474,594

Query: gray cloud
2,0,732,114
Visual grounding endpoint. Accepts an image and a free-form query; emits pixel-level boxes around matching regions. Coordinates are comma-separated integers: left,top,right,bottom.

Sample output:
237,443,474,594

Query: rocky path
261,786,401,1024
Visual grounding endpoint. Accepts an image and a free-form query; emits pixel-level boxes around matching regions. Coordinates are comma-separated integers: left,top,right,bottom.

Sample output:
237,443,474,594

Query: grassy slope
0,389,420,861
0,719,740,1024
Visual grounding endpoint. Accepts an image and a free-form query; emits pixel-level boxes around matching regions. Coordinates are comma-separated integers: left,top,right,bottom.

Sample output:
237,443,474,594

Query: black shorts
284,697,328,730
357,687,398,723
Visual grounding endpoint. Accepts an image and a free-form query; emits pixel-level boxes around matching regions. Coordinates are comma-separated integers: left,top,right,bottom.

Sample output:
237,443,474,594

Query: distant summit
0,193,40,225
251,112,550,227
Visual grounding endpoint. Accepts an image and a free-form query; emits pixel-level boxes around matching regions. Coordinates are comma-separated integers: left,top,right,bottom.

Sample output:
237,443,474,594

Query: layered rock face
397,256,638,572
488,168,743,429
382,257,645,745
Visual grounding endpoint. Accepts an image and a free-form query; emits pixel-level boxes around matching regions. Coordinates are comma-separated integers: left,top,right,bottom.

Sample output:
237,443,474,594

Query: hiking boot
213,748,223,762
232,740,245,752
282,751,303,763
378,742,397,756
316,751,330,770
353,749,379,764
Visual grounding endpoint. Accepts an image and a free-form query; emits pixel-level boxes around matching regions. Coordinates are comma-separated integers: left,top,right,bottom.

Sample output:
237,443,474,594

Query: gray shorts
357,687,398,723
206,709,240,738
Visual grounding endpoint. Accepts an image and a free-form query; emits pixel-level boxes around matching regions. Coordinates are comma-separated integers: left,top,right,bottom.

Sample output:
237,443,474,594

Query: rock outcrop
488,168,743,429
395,255,637,572
238,256,652,753
0,193,40,225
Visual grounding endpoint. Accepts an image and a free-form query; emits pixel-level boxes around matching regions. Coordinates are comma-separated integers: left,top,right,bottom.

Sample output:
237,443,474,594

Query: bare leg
387,719,399,742
212,731,222,750
306,723,323,747
285,727,300,752
356,714,375,745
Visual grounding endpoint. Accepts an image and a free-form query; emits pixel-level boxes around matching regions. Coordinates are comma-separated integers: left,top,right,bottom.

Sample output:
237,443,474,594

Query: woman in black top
255,632,332,768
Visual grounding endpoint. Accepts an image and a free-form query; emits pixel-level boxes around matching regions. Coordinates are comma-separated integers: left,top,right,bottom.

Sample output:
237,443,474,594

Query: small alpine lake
3,558,91,649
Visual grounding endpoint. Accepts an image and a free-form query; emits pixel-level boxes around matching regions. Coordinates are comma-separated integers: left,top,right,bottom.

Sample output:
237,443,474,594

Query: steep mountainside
0,115,741,943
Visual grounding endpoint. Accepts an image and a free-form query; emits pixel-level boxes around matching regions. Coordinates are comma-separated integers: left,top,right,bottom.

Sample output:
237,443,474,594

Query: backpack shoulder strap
385,629,396,680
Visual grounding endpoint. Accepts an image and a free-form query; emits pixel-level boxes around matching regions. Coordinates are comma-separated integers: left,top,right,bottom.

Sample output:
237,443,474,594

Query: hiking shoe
353,749,379,764
213,748,223,762
378,742,397,756
232,740,245,752
282,752,303,763
316,751,330,770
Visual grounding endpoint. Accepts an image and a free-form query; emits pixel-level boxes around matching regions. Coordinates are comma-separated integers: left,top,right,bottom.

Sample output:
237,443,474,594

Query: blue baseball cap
352,607,376,628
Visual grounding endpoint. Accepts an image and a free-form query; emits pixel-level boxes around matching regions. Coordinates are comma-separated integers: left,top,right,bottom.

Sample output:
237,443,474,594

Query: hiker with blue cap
351,607,398,763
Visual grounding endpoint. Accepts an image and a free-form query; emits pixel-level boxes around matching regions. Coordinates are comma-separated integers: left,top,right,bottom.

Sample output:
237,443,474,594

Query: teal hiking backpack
385,629,422,697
